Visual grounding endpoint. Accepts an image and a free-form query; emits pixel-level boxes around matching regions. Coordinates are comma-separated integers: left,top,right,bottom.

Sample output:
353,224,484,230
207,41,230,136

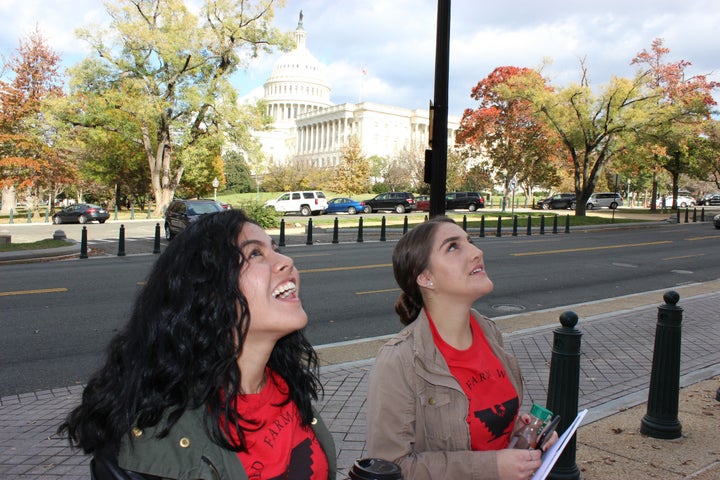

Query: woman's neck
237,341,273,394
425,300,473,350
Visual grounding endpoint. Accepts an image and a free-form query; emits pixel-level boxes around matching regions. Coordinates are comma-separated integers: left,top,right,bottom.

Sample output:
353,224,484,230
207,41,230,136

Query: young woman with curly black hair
59,209,336,480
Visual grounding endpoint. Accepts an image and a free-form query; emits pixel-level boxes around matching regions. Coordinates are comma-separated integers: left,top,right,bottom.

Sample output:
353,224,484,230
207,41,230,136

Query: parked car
264,191,328,216
52,203,109,224
586,192,623,209
325,197,368,214
364,192,416,213
698,193,720,206
656,195,696,208
445,191,485,211
415,195,430,212
537,193,576,210
164,199,224,240
714,213,720,229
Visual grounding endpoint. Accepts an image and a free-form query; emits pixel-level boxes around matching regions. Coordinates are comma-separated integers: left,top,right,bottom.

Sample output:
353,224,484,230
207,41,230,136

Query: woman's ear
417,272,434,289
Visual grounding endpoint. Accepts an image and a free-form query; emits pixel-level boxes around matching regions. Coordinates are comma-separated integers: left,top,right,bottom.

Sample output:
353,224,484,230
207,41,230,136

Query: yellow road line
686,235,719,241
356,287,399,295
511,240,672,256
0,287,68,297
662,253,705,261
299,263,391,273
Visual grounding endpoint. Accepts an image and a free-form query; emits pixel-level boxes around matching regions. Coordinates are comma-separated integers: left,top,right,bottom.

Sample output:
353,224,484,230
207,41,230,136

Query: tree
0,27,64,212
331,137,370,195
224,150,257,193
630,38,718,208
64,0,289,214
457,66,566,208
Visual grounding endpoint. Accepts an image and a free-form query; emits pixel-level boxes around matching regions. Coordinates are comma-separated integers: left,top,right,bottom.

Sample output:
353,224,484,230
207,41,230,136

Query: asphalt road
1,220,719,396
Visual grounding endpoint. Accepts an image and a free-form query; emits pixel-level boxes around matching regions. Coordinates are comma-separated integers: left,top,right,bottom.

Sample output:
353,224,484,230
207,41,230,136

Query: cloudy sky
2,0,718,117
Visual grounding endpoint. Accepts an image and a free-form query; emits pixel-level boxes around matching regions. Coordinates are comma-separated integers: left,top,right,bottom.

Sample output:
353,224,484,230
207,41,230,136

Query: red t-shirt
223,369,329,480
428,312,519,450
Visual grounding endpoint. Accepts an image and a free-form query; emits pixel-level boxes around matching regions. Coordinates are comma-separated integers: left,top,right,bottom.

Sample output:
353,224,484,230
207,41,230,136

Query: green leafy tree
63,0,288,214
224,150,257,193
331,137,370,195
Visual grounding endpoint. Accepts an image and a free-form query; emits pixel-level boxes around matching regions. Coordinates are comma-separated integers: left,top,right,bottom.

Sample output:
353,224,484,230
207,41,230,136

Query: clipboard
531,409,588,480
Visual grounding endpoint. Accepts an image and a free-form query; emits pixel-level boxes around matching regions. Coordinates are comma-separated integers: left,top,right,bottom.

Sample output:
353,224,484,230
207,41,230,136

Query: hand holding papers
531,409,588,480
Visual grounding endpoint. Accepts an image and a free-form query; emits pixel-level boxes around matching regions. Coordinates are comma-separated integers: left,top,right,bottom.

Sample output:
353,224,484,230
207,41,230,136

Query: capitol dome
263,12,333,126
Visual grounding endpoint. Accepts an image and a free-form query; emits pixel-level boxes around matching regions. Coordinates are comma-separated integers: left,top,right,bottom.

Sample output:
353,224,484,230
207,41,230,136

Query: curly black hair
58,209,321,453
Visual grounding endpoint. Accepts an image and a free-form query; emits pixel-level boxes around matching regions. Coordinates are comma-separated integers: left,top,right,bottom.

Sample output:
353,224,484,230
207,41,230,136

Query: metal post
332,217,339,244
462,215,467,232
117,224,126,257
684,208,689,223
526,215,532,236
641,291,683,439
540,215,545,235
380,216,387,242
357,217,364,243
546,311,582,480
153,223,161,254
479,215,485,238
496,216,502,237
512,215,518,236
80,226,88,259
676,209,680,223
565,214,570,233
701,208,705,222
306,218,313,245
553,215,558,234
279,219,286,247
402,216,408,235
692,208,697,222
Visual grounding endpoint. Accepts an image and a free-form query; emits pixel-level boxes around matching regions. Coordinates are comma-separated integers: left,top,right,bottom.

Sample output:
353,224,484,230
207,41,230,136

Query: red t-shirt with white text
429,312,519,450
223,369,329,480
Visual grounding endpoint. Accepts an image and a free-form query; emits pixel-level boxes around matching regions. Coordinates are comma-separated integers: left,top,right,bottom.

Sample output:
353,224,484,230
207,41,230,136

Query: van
586,193,623,209
445,192,485,211
264,191,328,216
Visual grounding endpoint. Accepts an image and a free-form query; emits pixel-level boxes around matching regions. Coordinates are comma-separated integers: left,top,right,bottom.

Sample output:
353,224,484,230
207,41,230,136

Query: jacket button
179,437,191,448
428,397,436,405
311,418,318,425
131,427,143,437
401,330,410,336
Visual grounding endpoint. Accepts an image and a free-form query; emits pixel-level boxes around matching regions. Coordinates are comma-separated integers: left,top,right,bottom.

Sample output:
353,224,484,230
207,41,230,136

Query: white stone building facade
252,14,459,168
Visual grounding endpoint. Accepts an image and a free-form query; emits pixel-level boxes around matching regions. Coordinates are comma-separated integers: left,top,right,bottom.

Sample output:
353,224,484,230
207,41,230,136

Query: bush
238,201,281,229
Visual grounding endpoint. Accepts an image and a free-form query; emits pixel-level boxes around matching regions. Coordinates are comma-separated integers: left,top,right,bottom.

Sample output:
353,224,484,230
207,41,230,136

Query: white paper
531,409,588,480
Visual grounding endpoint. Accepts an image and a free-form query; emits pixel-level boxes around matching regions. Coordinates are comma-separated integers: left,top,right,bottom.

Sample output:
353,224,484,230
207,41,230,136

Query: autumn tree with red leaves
0,27,70,213
457,66,565,207
630,38,718,208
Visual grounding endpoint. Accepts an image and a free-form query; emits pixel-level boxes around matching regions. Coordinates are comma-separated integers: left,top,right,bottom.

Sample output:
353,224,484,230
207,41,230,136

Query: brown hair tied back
392,216,456,325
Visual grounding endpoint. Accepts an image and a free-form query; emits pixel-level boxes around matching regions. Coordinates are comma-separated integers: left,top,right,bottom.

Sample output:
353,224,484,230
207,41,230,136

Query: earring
427,281,433,287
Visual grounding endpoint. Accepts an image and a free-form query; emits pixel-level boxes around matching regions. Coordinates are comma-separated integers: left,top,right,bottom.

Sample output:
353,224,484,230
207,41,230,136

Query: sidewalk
1,282,719,479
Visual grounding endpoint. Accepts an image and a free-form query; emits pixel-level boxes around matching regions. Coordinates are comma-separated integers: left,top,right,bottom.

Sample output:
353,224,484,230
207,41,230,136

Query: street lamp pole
212,177,219,202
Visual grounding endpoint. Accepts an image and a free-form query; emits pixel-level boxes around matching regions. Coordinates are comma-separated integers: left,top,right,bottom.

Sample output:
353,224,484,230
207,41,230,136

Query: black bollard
512,215,518,236
80,226,88,259
641,291,683,439
546,311,582,480
526,215,532,236
332,217,339,244
402,216,408,235
676,209,680,223
496,216,502,237
380,216,386,242
540,214,545,235
153,223,161,254
462,215,467,232
701,208,705,222
564,214,570,233
692,208,697,223
552,215,558,234
117,224,126,257
684,207,689,223
357,217,364,242
306,218,313,245
479,215,485,238
279,218,286,247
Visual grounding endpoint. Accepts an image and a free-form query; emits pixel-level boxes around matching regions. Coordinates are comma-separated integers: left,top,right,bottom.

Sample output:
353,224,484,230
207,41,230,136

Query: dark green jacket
117,406,337,479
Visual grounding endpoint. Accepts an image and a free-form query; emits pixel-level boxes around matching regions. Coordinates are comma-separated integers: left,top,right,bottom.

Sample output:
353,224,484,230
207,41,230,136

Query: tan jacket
366,309,523,480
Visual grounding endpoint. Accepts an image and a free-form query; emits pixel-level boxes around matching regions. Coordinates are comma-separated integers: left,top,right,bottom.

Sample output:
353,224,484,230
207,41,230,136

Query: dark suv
365,192,416,213
164,199,224,240
445,192,485,211
537,193,576,210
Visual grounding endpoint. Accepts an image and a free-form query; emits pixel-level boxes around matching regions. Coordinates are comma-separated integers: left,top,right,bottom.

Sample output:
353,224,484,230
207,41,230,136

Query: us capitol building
251,12,460,169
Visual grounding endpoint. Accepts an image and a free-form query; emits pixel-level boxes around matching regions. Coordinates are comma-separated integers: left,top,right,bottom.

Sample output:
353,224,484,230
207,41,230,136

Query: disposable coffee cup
348,458,403,480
